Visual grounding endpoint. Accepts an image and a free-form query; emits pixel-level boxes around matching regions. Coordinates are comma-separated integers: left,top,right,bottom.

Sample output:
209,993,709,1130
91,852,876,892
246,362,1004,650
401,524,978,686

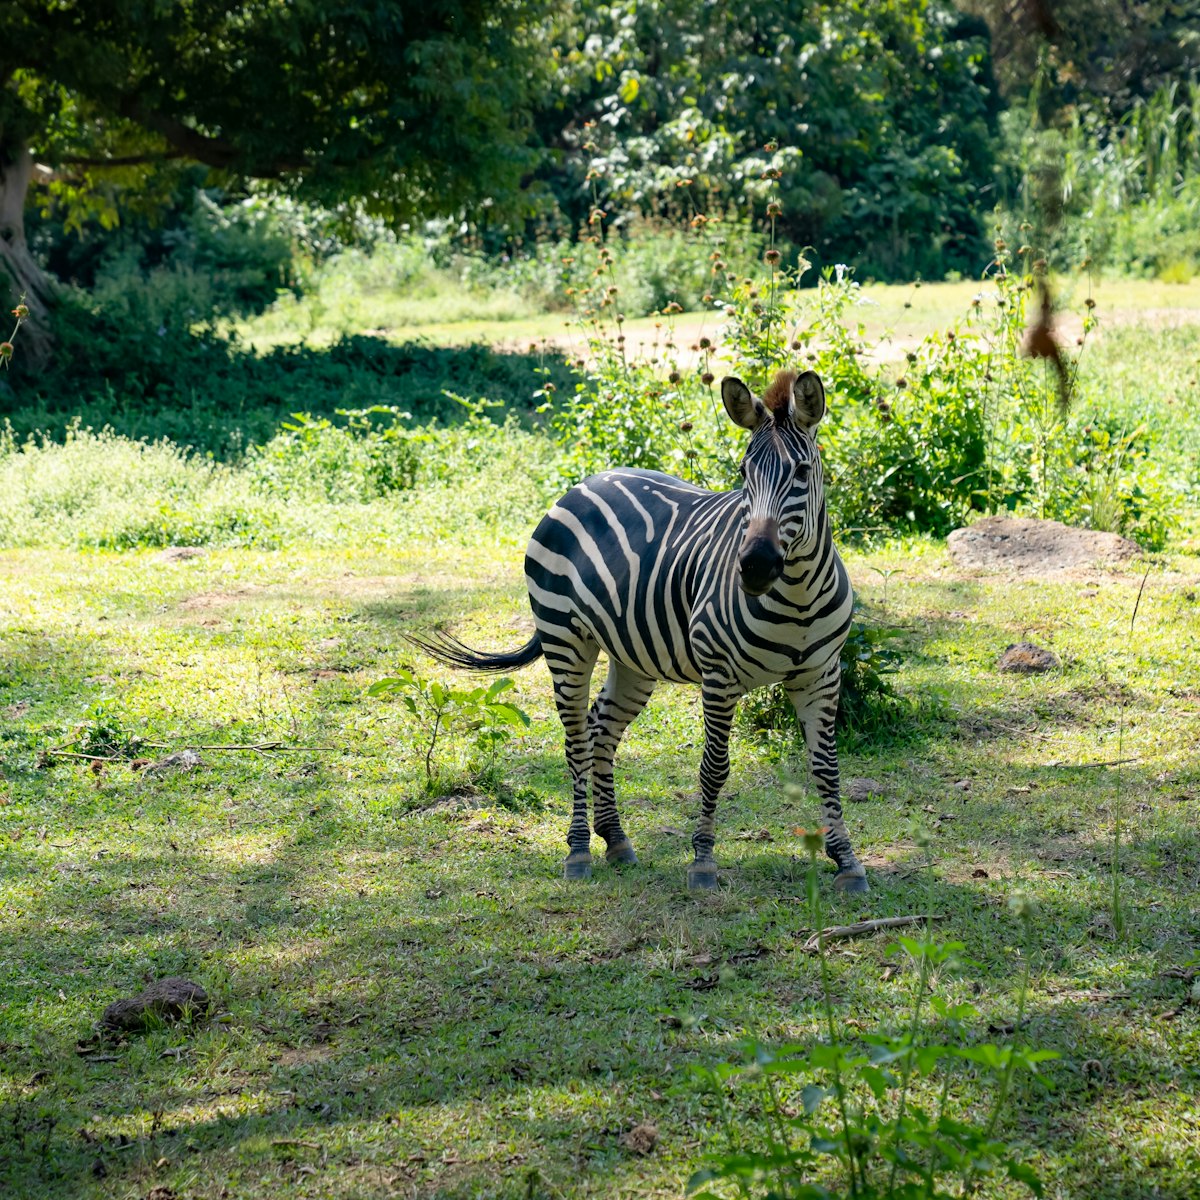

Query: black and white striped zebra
414,367,866,892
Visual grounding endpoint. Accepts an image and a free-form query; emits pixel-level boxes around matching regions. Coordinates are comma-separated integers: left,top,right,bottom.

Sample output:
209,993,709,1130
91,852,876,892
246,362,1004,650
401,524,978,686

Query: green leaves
368,668,532,782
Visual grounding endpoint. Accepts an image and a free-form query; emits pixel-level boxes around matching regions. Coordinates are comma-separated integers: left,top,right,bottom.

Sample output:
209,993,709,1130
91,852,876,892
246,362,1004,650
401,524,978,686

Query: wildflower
698,337,711,349
0,342,13,361
701,293,713,304
792,826,829,855
895,378,907,390
669,371,681,383
679,420,693,432
1085,298,1096,309
766,200,783,218
700,372,714,385
763,139,778,152
994,238,1007,250
11,304,28,319
764,249,781,265
662,301,683,314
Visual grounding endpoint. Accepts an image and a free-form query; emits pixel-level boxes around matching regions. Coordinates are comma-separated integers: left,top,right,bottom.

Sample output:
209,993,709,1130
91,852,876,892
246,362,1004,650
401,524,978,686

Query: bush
246,406,421,503
0,425,280,550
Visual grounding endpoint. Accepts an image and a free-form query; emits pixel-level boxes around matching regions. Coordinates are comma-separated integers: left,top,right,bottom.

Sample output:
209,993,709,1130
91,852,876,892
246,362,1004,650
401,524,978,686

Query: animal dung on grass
844,777,888,802
996,642,1060,674
619,1122,659,1155
100,977,209,1033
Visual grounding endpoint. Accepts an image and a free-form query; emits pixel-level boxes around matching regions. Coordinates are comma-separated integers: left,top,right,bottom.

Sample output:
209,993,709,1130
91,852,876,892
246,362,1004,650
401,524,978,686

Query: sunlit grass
2,523,1199,1198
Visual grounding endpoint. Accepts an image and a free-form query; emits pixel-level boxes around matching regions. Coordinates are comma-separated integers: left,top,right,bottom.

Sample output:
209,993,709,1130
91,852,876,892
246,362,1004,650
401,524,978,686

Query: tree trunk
0,142,58,374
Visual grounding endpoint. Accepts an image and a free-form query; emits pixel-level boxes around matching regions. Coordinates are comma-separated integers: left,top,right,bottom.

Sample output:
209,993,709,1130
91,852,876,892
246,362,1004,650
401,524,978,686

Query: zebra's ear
721,376,763,430
791,370,826,429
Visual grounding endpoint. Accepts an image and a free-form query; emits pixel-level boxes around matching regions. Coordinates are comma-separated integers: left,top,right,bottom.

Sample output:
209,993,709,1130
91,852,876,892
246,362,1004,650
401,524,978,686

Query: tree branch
118,98,309,177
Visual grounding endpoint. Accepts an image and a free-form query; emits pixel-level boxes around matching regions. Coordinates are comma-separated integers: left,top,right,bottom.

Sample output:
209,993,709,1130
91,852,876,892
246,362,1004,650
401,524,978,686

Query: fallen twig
801,914,944,953
1046,757,1140,769
43,741,339,762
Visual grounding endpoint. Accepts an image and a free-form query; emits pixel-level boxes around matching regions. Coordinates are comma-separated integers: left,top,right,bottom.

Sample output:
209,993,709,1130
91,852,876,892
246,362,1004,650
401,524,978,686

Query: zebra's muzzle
738,522,785,596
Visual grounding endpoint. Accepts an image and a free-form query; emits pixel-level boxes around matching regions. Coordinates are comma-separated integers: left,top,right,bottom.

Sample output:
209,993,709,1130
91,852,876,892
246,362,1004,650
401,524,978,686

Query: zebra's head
721,369,827,596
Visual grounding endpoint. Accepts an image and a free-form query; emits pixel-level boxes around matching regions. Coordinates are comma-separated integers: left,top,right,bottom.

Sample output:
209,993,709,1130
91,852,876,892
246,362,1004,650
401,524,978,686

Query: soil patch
947,516,1141,576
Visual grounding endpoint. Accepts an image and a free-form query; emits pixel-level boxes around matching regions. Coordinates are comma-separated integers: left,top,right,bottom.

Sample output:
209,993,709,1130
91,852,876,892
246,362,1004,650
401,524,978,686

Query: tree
0,0,556,367
531,0,1001,281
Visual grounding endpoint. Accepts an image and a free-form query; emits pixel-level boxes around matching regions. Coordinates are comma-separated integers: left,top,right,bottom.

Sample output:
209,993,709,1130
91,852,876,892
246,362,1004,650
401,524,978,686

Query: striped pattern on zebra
413,367,866,892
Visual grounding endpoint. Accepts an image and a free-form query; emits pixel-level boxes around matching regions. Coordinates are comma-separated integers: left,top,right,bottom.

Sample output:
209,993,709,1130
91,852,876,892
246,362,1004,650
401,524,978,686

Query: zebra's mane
762,370,796,418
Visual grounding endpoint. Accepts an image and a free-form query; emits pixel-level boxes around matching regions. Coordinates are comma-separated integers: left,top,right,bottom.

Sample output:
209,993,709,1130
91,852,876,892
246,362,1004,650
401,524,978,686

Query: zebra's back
525,469,738,684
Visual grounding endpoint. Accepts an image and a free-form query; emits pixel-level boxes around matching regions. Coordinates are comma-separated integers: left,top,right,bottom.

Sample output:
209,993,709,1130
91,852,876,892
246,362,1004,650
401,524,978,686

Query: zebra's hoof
687,861,720,890
605,839,638,867
834,869,870,895
563,852,594,881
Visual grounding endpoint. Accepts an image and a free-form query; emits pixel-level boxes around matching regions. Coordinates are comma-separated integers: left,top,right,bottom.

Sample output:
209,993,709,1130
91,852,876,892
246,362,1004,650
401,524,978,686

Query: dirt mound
947,517,1141,575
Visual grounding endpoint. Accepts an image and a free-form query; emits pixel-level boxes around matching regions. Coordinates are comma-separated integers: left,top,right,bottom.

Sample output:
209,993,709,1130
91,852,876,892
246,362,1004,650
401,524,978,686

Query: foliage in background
994,76,1200,279
547,184,1182,549
532,0,1001,284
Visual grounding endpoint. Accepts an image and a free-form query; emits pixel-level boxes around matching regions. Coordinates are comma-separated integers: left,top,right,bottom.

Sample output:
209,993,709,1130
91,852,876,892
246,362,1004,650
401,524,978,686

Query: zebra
413,367,866,893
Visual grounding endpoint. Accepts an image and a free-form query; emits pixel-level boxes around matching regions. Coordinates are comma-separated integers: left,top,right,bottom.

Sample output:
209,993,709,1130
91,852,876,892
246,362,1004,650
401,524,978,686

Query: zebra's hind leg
545,636,601,880
589,661,657,868
688,683,739,890
792,680,869,895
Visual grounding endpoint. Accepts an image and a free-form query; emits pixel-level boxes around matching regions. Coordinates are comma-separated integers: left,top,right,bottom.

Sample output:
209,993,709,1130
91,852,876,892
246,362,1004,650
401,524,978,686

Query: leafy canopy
2,0,556,230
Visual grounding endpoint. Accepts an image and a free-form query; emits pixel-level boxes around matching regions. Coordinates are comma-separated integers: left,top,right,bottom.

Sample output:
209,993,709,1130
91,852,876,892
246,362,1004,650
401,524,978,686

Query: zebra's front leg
688,684,739,890
547,641,600,880
589,662,656,868
792,683,868,894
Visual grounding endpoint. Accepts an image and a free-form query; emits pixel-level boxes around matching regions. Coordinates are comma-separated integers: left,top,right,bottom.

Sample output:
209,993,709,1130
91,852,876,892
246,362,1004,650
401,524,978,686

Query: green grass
2,518,1199,1198
3,249,1200,1198
235,274,1200,358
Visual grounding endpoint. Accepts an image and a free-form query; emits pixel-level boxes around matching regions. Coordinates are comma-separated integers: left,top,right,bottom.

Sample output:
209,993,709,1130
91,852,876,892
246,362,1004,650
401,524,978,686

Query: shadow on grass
2,800,1197,1199
3,332,575,457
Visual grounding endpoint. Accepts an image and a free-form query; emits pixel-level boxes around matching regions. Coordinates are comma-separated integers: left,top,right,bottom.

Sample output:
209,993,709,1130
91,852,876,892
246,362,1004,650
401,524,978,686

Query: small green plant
367,670,531,783
688,828,1056,1200
69,703,144,761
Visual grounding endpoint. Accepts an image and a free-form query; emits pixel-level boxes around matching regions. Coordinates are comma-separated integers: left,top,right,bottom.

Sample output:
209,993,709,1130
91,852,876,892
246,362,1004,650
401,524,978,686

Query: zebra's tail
405,629,544,673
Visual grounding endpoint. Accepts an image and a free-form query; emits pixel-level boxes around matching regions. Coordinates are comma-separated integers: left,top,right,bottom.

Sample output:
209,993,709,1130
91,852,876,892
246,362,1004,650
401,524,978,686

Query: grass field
2,268,1200,1199
2,523,1199,1199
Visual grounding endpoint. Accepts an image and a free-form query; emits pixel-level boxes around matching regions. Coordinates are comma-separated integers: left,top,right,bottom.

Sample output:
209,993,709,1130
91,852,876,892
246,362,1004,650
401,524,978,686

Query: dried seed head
700,372,714,385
